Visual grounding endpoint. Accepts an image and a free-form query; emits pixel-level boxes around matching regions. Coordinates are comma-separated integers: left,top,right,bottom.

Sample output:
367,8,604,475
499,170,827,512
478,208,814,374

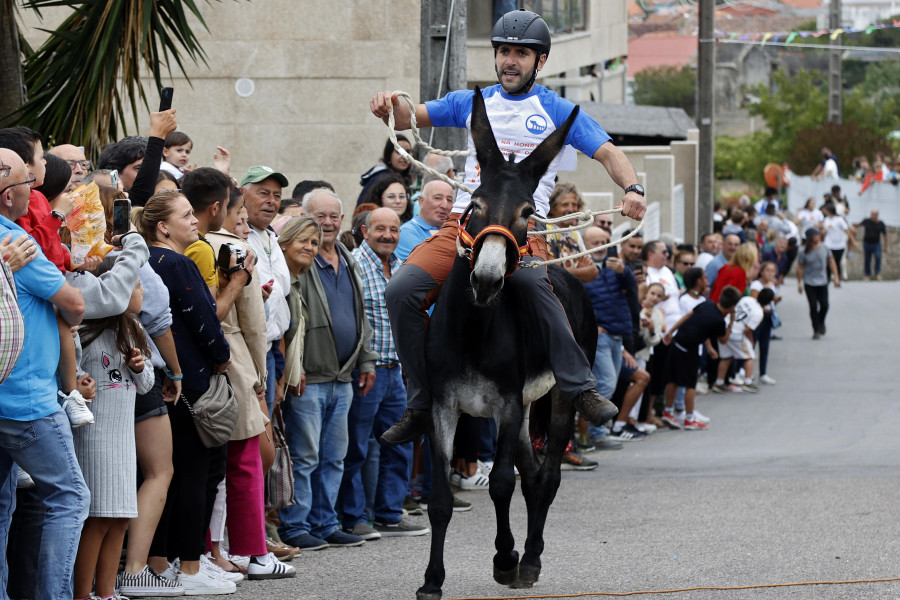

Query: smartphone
159,87,174,112
109,169,120,189
113,198,131,236
607,245,618,258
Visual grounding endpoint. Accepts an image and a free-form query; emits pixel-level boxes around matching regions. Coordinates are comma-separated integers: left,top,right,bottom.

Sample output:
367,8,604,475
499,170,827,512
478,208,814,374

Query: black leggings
150,389,212,562
804,284,829,335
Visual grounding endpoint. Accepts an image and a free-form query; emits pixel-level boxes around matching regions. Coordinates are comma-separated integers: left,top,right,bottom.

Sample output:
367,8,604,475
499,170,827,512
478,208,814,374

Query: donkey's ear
518,106,580,190
470,86,505,177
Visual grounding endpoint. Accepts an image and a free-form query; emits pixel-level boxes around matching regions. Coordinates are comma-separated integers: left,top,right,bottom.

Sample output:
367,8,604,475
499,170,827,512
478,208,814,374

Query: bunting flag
714,19,900,44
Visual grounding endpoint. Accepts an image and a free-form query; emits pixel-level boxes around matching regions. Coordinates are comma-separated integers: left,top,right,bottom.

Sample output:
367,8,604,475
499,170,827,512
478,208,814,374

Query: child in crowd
72,279,154,600
713,288,774,394
661,286,742,430
750,262,781,385
636,282,666,366
160,131,193,179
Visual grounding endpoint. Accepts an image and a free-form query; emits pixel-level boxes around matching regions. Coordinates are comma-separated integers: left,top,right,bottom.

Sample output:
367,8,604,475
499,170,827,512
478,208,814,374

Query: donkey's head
462,86,579,307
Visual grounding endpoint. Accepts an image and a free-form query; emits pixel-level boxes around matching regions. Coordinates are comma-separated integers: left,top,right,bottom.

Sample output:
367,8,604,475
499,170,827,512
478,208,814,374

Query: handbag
182,373,239,448
266,404,297,510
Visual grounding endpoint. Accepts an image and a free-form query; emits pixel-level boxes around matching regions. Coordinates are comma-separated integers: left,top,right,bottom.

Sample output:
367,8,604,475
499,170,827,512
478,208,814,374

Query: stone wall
845,225,899,281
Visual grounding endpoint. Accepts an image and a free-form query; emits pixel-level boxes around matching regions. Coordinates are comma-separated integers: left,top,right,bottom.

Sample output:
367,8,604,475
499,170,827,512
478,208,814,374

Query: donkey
416,88,598,600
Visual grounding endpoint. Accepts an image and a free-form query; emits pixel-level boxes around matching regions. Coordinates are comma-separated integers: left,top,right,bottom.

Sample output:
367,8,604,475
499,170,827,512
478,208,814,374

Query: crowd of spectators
0,116,881,600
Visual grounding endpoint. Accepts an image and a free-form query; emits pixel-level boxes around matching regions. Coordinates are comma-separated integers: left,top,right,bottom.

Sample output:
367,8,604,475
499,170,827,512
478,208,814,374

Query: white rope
383,90,646,268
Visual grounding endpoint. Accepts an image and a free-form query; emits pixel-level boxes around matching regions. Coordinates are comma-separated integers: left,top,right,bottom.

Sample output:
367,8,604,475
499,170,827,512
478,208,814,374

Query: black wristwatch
624,184,645,197
50,209,67,222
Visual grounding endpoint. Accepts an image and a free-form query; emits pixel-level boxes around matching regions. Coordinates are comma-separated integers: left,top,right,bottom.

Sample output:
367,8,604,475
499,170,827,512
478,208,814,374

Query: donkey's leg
517,389,573,588
416,402,458,600
490,399,523,586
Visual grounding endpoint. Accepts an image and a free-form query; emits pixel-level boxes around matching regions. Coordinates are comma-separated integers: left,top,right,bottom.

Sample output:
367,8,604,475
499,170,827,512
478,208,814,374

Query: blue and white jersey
425,84,611,217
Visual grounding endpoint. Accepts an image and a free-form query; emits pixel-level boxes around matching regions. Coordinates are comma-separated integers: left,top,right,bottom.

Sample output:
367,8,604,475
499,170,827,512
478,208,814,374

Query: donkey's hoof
493,564,519,586
416,590,441,600
514,563,541,587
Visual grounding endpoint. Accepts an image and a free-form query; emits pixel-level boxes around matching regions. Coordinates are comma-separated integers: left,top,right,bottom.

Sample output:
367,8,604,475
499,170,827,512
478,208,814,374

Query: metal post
697,0,715,234
420,0,467,168
828,0,842,123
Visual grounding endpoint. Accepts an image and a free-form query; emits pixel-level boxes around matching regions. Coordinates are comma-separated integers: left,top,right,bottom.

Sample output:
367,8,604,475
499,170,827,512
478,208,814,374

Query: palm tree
1,0,226,155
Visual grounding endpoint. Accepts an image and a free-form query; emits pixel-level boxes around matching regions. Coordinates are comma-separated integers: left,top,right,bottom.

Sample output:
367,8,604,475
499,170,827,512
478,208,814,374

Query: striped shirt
0,257,24,385
352,241,399,366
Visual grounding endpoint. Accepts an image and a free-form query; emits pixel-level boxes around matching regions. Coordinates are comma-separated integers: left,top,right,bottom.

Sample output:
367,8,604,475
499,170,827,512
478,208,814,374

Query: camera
217,242,247,273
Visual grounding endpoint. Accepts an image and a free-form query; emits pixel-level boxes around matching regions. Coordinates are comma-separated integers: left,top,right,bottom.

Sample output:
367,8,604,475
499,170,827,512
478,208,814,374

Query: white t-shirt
695,251,715,271
726,296,764,342
823,215,848,250
797,208,823,235
646,265,681,333
248,226,292,343
749,280,775,310
823,157,838,179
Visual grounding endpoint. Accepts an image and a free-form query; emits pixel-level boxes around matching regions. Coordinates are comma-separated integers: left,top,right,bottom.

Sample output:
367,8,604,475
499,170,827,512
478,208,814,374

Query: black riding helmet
491,9,552,95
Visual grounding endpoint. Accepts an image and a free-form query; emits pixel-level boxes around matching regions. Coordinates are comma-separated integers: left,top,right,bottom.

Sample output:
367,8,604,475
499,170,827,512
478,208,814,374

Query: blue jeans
864,242,882,276
278,380,352,541
339,367,412,527
589,333,623,440
0,410,89,600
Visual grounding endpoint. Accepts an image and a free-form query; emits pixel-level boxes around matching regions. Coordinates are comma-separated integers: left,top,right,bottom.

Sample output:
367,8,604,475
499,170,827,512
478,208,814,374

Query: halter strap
457,216,532,276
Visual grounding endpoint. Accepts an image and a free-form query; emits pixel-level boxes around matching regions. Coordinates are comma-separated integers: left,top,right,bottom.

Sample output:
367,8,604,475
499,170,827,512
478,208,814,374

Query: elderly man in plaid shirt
338,207,429,540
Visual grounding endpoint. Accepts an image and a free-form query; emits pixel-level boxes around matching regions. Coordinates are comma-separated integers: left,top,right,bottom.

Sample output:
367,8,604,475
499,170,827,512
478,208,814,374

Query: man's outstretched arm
370,91,432,130
593,142,646,221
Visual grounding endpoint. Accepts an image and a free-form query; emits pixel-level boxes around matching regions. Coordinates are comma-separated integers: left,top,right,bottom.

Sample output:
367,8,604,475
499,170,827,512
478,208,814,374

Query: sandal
210,555,248,574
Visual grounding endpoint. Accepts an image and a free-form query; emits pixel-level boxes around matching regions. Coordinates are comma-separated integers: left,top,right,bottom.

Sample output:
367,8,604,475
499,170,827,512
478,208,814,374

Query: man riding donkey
372,9,647,446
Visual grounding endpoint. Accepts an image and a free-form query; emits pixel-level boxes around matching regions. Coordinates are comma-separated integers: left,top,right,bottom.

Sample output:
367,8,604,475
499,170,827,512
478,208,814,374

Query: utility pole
828,0,842,123
420,0,467,169
697,0,715,233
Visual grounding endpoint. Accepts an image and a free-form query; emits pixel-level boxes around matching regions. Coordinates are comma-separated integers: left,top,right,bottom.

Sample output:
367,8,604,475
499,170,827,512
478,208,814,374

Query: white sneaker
60,389,94,428
635,422,657,435
221,550,250,570
247,552,296,580
200,554,244,584
459,470,490,490
158,562,178,582
695,380,710,395
477,460,493,476
177,569,236,596
692,410,711,425
731,373,746,386
760,374,777,385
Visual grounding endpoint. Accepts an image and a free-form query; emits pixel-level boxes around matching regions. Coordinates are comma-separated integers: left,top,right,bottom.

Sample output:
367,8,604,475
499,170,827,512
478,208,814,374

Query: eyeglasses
64,159,92,171
0,178,36,195
0,161,9,178
680,261,695,266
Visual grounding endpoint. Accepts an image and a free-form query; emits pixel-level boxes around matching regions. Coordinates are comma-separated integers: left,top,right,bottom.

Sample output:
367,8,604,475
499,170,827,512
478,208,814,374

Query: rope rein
384,90,645,269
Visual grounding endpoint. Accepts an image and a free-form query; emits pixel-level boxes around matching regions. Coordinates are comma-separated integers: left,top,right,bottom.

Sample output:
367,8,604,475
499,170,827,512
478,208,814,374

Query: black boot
572,389,619,426
380,408,431,446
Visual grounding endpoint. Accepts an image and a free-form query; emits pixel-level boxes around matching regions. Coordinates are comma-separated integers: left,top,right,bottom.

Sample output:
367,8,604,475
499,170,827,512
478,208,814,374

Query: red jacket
710,264,747,302
16,189,70,274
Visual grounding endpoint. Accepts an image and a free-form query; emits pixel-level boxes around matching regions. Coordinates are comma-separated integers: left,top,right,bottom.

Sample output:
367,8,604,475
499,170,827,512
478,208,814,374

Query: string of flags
714,19,900,43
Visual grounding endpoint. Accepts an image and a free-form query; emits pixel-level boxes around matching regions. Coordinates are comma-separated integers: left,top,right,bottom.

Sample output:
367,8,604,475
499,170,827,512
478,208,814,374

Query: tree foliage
6,0,222,154
633,65,697,117
717,69,896,184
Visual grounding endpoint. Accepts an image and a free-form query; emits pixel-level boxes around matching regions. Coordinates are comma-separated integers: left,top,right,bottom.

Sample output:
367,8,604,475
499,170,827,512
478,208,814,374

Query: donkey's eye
519,206,535,220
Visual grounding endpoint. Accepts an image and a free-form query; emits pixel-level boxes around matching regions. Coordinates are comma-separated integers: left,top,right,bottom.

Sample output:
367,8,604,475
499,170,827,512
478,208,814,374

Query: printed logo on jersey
525,114,547,135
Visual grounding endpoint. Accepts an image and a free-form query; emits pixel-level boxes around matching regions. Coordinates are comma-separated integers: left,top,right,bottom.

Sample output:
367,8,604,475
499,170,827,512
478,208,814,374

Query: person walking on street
797,228,839,339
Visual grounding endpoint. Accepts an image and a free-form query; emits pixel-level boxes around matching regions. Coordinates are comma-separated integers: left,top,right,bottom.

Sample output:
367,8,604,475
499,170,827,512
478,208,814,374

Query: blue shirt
0,215,66,421
705,252,727,287
396,215,437,263
425,84,611,217
314,252,358,364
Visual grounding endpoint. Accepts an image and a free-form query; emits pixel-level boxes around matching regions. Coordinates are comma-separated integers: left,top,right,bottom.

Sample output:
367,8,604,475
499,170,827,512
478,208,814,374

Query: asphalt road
228,278,900,600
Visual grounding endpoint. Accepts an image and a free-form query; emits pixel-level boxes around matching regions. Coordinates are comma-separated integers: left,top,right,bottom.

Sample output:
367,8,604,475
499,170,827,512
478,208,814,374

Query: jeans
279,380,352,541
265,349,276,418
589,333,623,440
0,410,89,600
864,242,882,276
339,366,412,526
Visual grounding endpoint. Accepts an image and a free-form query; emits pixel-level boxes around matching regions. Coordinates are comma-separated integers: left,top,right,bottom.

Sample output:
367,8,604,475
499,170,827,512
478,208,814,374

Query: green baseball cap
240,165,288,187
